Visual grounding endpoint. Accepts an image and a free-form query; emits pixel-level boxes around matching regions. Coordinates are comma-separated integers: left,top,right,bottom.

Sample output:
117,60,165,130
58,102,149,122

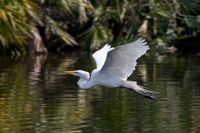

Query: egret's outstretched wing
92,44,114,70
100,38,149,80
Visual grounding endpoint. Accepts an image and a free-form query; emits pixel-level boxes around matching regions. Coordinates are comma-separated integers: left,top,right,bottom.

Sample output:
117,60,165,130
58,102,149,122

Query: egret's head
66,70,90,79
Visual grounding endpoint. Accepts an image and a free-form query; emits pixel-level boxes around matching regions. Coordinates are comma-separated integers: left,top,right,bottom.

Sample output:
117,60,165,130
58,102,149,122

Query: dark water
0,51,200,133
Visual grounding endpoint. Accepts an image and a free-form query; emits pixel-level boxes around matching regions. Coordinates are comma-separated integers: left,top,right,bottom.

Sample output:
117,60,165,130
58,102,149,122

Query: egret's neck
77,73,90,88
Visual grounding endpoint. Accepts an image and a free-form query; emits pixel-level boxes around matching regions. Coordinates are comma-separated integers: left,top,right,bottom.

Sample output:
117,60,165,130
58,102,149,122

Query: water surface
0,52,200,133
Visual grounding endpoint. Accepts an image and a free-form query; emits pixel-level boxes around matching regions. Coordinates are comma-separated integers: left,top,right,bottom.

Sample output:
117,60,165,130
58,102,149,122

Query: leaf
46,16,78,45
0,9,10,25
82,25,113,50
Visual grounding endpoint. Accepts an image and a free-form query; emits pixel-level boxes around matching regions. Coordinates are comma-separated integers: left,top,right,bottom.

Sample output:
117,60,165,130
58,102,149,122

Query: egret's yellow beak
65,70,76,75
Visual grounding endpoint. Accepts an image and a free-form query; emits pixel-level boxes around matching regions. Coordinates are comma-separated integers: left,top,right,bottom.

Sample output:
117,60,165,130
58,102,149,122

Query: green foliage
83,25,113,50
0,0,38,54
143,0,200,37
44,16,78,46
0,0,78,55
0,0,200,54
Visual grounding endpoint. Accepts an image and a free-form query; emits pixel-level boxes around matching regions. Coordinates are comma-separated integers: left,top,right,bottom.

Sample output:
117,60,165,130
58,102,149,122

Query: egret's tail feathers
121,81,158,102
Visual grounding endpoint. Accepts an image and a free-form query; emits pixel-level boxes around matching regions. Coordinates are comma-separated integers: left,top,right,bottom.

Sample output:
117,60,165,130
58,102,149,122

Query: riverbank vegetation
0,0,200,55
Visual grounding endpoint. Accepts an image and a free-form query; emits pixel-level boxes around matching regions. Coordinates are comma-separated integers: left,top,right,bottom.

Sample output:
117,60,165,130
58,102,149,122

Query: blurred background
0,0,200,133
0,0,200,54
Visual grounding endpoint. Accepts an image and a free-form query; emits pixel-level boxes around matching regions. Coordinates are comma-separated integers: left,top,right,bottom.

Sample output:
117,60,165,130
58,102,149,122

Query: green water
0,51,200,133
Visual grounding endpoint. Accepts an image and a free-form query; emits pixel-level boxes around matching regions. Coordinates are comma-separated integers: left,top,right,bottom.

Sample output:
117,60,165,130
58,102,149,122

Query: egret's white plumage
66,38,158,101
92,44,114,70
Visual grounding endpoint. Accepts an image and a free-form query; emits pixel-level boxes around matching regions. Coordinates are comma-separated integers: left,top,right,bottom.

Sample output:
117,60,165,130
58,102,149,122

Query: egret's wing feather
100,38,149,80
92,44,114,70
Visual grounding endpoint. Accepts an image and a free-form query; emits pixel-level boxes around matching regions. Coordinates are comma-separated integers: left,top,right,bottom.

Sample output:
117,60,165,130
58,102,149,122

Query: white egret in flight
66,38,158,101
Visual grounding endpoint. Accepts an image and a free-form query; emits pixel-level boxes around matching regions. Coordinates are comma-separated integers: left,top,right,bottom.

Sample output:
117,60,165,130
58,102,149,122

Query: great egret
66,38,158,101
